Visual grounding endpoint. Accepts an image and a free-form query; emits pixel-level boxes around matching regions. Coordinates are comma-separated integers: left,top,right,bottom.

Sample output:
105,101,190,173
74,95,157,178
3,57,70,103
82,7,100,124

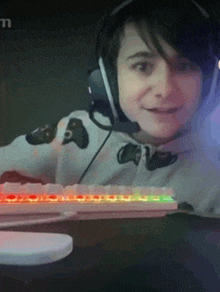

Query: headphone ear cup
88,68,108,99
101,57,131,123
88,67,115,123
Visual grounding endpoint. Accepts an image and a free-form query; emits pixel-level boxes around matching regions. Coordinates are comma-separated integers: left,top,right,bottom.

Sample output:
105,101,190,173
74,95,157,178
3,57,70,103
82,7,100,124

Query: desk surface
1,213,220,291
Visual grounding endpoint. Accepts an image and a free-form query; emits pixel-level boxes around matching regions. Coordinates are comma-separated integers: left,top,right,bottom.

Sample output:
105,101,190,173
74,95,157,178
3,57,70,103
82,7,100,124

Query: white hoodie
0,108,220,218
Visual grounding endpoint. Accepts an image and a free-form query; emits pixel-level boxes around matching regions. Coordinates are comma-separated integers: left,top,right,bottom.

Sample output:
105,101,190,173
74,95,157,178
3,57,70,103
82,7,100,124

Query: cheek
118,70,146,106
118,70,139,94
179,76,201,109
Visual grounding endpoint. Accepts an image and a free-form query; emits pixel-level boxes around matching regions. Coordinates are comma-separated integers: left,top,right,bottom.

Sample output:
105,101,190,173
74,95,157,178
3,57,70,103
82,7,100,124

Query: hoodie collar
115,125,196,159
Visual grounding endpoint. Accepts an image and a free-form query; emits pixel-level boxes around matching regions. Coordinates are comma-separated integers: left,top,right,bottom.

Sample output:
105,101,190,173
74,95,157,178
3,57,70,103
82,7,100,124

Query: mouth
147,107,181,115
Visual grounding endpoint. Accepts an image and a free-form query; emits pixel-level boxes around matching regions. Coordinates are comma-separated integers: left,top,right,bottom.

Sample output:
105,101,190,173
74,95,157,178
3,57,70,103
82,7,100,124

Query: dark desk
1,213,220,292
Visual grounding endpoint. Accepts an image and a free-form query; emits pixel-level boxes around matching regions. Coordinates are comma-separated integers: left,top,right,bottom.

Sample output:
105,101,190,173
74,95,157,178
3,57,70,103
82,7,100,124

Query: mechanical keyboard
0,183,178,227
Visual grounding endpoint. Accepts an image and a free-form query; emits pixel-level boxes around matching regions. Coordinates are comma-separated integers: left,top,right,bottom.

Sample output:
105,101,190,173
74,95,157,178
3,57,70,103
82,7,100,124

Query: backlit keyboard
0,183,178,226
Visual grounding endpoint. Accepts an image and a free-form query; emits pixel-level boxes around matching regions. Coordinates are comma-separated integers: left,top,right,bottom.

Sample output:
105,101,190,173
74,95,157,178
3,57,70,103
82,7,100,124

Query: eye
131,62,153,74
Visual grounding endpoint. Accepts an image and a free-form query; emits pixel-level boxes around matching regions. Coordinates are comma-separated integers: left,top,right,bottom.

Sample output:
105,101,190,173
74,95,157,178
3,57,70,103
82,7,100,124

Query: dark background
0,2,220,291
0,0,219,146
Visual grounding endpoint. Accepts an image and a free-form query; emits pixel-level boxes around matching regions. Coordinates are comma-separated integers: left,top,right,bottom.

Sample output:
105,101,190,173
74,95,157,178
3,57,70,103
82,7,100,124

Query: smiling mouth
147,107,180,114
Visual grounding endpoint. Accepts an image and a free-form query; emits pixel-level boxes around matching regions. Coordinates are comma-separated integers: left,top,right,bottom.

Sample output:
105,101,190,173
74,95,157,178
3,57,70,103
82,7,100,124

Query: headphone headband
111,0,133,15
112,0,211,18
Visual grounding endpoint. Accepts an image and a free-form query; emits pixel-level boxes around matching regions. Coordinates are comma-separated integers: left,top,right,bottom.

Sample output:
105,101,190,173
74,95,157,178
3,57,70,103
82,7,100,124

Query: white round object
0,231,73,266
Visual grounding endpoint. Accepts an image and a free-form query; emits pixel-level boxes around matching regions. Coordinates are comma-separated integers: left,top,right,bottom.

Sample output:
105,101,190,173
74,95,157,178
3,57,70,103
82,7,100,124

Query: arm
0,118,65,184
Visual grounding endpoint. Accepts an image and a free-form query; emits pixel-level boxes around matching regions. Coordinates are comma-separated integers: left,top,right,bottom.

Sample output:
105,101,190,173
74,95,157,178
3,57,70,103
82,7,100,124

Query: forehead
118,23,180,59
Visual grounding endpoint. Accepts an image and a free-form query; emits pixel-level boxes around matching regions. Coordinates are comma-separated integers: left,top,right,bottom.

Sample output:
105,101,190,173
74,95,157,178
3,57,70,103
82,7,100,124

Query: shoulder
60,110,112,149
25,110,111,149
24,110,89,148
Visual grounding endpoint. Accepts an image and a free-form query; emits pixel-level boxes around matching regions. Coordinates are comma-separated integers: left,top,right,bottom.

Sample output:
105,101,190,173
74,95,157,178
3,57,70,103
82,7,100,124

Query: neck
129,129,182,146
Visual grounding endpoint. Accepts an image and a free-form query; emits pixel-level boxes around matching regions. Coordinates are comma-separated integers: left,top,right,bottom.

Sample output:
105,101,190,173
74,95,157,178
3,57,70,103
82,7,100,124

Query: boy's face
117,23,203,144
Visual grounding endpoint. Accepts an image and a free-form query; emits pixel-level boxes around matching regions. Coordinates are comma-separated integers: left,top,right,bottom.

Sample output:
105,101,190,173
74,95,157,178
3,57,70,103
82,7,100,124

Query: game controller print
62,118,89,149
25,121,59,145
146,149,178,171
117,143,178,171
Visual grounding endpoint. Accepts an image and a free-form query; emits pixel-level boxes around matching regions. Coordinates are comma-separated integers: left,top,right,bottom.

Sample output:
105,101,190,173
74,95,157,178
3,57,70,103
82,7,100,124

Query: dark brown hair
96,0,216,71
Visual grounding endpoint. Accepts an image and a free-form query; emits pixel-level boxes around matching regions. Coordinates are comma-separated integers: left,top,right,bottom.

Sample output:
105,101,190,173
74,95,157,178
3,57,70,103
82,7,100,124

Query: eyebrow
126,51,186,61
126,51,157,60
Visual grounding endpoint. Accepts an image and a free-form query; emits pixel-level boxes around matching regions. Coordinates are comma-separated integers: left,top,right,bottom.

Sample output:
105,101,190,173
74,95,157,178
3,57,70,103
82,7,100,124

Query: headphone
78,0,220,184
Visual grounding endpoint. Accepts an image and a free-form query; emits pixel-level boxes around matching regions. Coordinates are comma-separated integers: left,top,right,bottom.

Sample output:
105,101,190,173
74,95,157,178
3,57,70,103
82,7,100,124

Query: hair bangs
96,0,215,71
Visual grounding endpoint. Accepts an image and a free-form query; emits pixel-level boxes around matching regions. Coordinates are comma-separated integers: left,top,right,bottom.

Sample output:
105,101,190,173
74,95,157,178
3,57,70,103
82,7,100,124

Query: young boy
1,1,220,291
0,0,220,221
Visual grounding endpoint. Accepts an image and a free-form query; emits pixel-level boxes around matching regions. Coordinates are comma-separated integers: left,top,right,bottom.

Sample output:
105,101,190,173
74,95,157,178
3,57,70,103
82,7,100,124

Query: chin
140,127,180,140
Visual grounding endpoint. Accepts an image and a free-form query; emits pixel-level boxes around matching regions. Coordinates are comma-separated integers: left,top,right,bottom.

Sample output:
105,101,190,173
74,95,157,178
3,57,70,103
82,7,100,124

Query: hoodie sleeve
0,116,69,184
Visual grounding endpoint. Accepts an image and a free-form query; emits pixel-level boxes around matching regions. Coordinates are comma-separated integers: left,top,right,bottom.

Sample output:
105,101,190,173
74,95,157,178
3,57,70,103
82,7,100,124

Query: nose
153,62,176,99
